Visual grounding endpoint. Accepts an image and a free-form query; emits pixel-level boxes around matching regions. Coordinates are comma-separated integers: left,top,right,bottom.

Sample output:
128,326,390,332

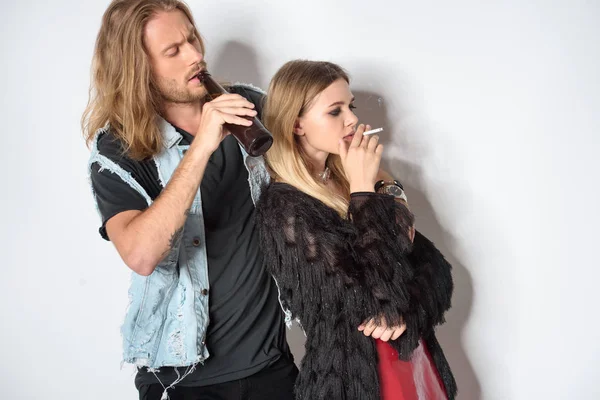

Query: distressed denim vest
88,111,275,369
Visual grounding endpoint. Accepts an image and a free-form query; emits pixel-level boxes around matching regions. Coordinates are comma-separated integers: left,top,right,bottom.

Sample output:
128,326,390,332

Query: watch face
385,185,403,197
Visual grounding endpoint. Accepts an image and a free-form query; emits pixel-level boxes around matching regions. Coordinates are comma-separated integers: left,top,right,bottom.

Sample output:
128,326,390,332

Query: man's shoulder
227,83,266,109
228,82,266,97
93,128,129,161
92,127,154,170
95,127,120,152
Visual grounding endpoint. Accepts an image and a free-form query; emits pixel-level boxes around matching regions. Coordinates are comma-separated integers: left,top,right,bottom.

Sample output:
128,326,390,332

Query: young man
82,1,296,399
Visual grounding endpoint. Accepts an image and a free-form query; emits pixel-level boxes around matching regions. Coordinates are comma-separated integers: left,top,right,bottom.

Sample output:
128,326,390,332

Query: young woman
256,60,457,400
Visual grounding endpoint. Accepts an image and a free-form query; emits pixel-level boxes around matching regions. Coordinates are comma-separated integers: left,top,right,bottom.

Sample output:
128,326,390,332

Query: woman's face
295,78,359,156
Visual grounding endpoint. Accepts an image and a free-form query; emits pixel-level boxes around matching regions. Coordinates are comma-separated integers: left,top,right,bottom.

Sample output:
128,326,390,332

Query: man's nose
185,43,203,66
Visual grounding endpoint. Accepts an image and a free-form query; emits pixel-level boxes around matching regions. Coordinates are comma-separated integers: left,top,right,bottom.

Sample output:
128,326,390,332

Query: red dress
376,339,448,400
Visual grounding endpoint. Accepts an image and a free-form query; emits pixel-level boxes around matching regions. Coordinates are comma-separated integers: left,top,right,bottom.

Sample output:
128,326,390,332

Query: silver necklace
317,167,331,183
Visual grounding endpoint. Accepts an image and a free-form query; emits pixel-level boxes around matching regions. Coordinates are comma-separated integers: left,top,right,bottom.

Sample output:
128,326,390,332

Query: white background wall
1,1,598,399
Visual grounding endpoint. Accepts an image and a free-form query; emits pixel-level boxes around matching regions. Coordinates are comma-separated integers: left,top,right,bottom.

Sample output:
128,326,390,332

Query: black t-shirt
90,87,290,387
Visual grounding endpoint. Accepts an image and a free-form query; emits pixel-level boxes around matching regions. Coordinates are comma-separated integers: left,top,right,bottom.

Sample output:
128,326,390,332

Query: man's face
144,10,206,104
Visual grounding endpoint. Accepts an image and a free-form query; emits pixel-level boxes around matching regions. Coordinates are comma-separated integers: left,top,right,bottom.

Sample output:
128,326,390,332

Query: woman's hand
339,124,383,193
358,317,406,342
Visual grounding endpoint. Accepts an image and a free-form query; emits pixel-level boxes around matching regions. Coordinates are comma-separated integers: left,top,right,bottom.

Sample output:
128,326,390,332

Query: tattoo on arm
169,226,184,250
162,210,190,258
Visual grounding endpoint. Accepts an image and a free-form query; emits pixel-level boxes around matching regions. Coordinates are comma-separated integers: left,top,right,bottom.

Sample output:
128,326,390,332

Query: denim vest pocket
122,259,178,365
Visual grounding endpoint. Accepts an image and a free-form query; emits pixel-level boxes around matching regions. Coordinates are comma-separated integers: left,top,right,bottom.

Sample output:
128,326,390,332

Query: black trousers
138,357,298,400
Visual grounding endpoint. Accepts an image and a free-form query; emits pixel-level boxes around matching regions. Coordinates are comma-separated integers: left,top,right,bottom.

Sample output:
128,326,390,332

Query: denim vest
88,87,281,368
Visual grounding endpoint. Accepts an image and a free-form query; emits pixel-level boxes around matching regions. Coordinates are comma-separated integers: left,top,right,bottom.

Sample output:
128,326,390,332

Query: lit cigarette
363,127,383,136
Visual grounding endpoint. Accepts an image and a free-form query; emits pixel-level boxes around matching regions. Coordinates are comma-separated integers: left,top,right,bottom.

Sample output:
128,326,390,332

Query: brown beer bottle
197,71,273,157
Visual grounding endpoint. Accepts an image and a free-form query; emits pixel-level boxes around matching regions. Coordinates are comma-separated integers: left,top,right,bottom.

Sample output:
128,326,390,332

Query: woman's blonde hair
263,60,352,216
81,0,205,160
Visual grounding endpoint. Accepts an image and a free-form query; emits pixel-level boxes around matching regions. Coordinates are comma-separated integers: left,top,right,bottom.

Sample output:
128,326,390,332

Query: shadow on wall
209,40,267,90
212,42,481,400
353,61,481,400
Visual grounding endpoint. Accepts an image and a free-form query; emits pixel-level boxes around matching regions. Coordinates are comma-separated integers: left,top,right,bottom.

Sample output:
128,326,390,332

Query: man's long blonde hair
263,60,352,216
81,0,204,160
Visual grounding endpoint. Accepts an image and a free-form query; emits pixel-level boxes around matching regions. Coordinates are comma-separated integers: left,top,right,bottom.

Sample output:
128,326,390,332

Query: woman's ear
293,118,304,136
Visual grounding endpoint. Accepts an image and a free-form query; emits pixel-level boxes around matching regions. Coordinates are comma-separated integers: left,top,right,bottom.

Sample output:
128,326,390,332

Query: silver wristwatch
375,180,408,202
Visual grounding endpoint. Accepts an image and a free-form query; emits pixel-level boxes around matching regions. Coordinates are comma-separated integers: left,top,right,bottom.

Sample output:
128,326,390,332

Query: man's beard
157,77,207,104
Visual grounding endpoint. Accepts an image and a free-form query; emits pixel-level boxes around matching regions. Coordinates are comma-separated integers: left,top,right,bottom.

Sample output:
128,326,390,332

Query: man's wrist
187,140,214,161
